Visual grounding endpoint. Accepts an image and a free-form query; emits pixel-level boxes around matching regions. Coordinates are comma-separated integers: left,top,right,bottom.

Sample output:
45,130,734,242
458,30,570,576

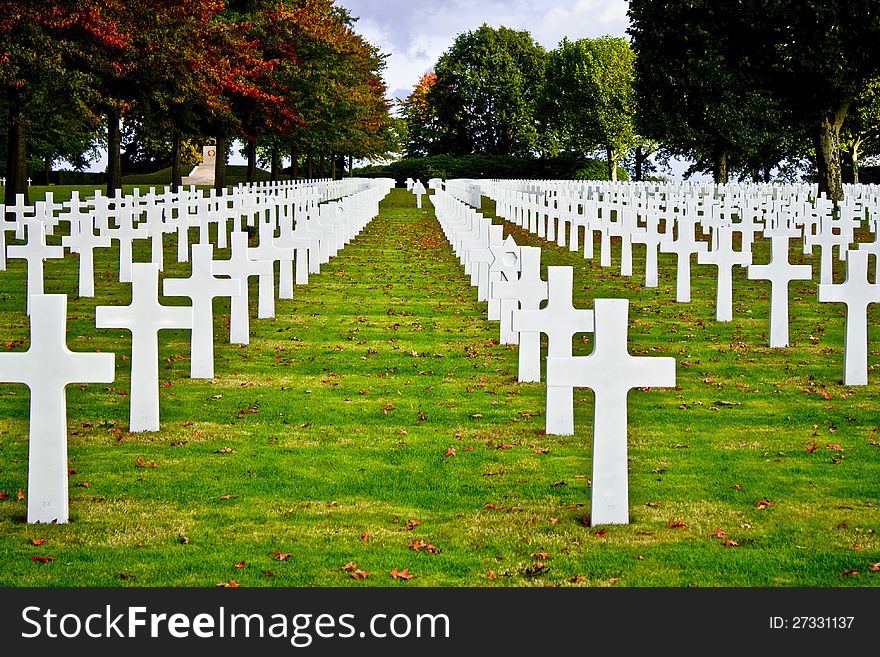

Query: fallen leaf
608,577,619,584
755,499,773,510
29,538,48,546
234,560,246,569
342,562,358,572
350,569,370,580
868,563,880,571
645,502,662,508
805,441,819,453
840,569,859,577
444,447,456,457
216,579,240,587
722,540,740,547
470,414,483,419
31,555,54,563
531,552,551,559
17,488,25,501
668,517,687,529
569,575,587,584
390,567,414,580
405,519,421,530
0,490,8,500
524,562,548,576
218,494,237,500
360,532,369,542
487,569,497,580
712,529,728,539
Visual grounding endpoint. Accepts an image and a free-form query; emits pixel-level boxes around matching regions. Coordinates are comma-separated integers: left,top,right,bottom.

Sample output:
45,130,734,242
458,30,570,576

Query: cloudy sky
339,0,631,103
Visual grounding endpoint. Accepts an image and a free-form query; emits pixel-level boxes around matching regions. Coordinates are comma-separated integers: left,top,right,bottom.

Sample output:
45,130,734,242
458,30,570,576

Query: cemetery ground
0,186,878,587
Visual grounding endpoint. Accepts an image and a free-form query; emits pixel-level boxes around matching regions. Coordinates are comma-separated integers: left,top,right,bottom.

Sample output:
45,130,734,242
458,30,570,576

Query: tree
401,72,441,157
541,37,637,181
840,78,880,185
628,0,781,184
429,24,546,157
733,1,880,201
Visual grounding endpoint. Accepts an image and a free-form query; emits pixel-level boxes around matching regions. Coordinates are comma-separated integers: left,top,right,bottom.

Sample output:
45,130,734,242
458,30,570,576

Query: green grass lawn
0,186,878,587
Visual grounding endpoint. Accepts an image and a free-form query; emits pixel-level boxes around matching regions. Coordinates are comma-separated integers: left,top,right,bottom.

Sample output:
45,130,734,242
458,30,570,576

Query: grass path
0,187,877,587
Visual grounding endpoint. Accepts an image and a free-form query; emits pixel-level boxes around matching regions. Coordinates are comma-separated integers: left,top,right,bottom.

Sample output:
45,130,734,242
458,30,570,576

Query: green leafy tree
541,37,637,181
430,24,546,157
840,78,880,184
629,0,782,184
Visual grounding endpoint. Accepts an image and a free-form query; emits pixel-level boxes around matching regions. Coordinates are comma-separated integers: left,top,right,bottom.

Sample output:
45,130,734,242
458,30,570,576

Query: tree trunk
291,145,299,179
170,128,182,193
712,148,728,184
43,156,51,185
635,145,644,182
319,151,326,178
606,145,617,182
270,144,280,182
246,139,257,184
813,103,849,203
214,136,227,193
4,89,29,206
330,151,337,179
106,106,123,196
349,154,354,178
850,141,861,185
307,151,313,179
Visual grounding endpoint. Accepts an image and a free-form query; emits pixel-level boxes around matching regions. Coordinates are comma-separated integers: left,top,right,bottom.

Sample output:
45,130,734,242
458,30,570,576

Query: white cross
163,244,240,379
817,250,880,385
104,206,148,283
512,266,594,435
805,216,854,285
546,299,676,525
697,224,752,321
213,232,272,344
488,235,521,327
6,193,34,240
57,191,91,254
249,220,292,315
95,263,193,432
0,295,114,523
857,217,880,282
631,213,671,288
660,216,708,302
491,246,547,375
0,204,18,271
6,217,65,314
61,213,111,297
747,236,812,347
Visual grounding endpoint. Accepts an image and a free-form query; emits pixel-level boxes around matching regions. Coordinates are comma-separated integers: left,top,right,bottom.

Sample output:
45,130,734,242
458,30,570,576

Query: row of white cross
0,178,396,524
446,179,880,386
430,184,676,525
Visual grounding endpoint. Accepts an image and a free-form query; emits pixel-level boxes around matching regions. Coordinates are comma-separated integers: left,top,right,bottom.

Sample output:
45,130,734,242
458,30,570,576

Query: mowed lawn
0,185,878,587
